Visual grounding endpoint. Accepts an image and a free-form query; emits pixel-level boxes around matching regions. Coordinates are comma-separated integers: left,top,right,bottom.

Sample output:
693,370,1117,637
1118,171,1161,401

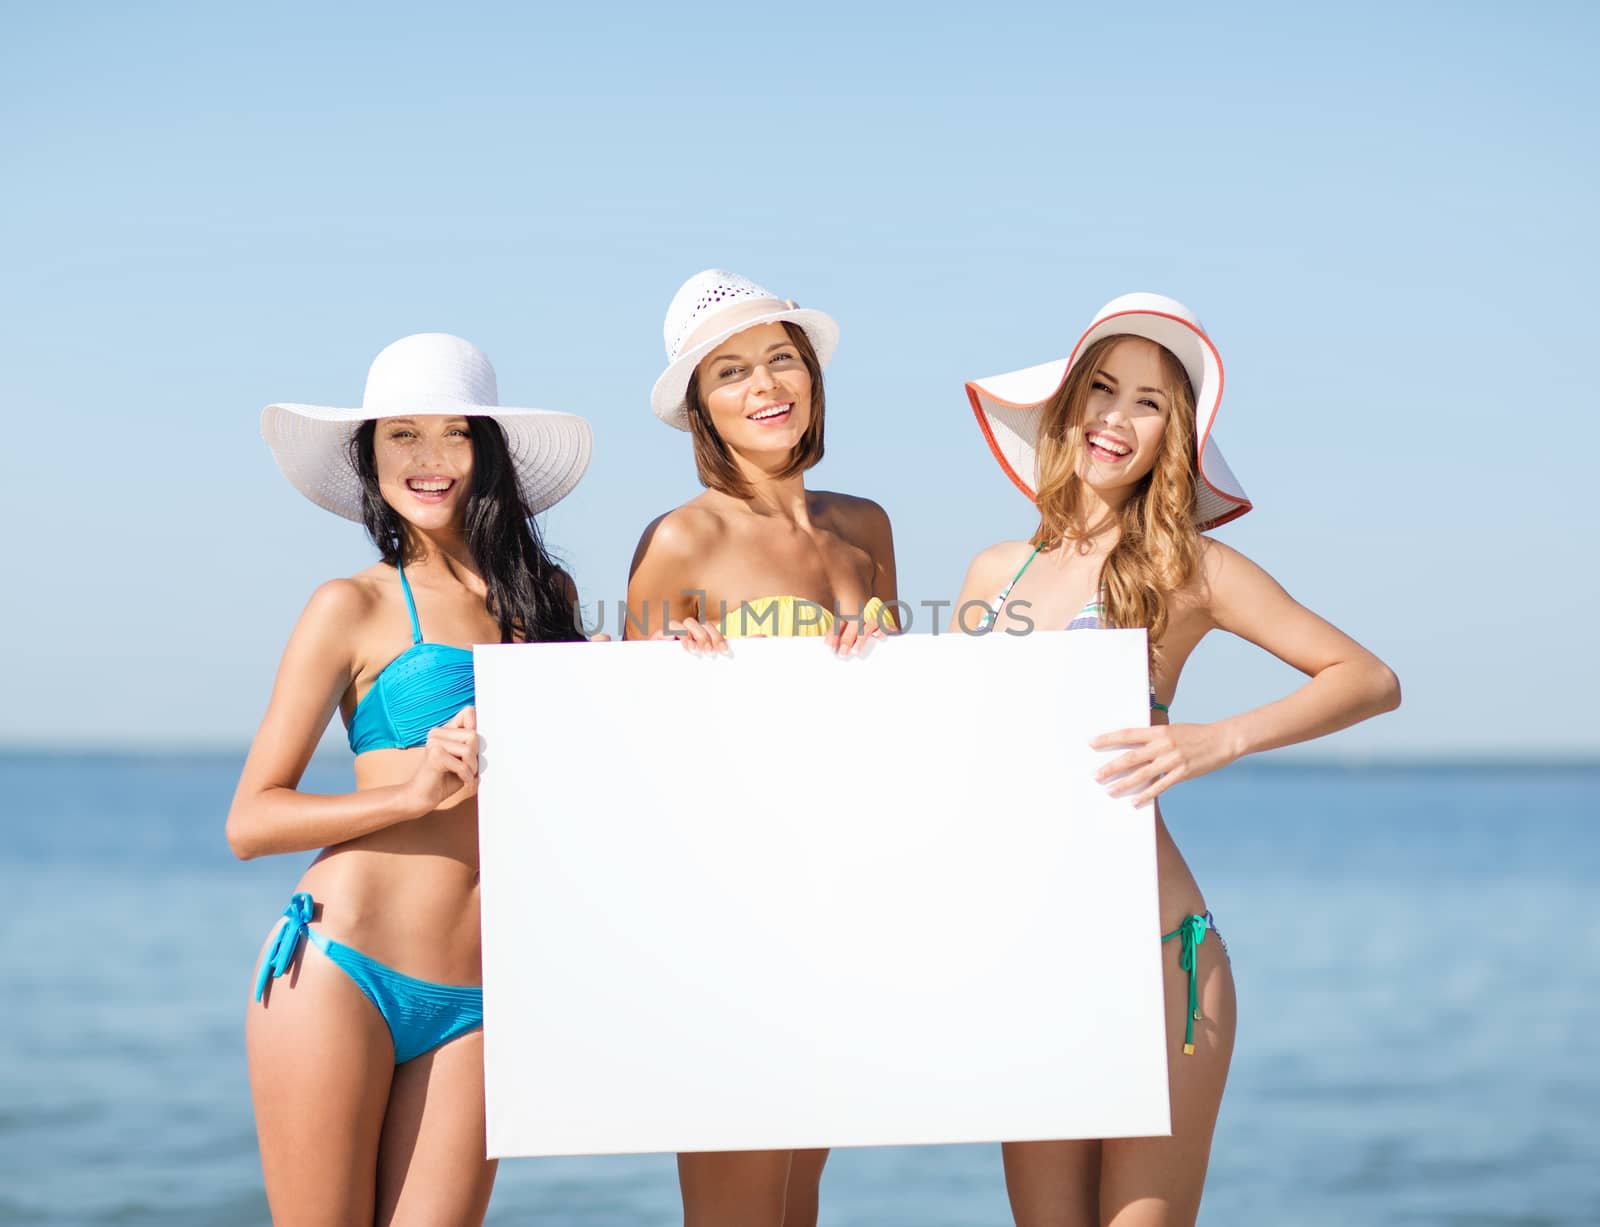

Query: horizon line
1,743,1597,772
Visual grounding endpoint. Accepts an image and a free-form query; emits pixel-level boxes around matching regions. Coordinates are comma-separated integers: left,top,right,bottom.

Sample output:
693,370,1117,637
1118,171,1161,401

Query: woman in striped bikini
953,293,1400,1227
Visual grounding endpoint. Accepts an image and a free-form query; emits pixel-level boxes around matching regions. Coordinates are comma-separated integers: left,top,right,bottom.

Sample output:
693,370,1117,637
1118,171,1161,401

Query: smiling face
371,414,475,532
693,321,815,458
1076,337,1177,497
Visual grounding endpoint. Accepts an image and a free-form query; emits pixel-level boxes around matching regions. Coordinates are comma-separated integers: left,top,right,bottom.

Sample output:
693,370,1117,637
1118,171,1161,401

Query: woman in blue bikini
955,293,1400,1227
229,333,591,1226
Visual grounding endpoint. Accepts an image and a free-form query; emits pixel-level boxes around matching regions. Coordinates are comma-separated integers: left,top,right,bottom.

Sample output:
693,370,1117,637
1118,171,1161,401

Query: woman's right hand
403,706,481,814
652,617,729,655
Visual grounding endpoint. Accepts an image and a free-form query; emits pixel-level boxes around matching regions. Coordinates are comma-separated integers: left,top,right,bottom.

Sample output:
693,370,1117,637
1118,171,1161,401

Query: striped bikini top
346,563,476,755
979,545,1168,714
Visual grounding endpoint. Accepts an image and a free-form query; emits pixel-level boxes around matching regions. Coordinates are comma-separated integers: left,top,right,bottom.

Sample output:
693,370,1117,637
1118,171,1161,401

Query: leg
248,934,396,1227
1098,931,1237,1227
1002,1139,1101,1227
781,1148,830,1227
377,1030,498,1227
677,1150,794,1227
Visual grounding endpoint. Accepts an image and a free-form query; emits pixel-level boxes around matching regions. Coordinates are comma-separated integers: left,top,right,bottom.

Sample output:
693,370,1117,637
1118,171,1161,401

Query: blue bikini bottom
253,892,483,1065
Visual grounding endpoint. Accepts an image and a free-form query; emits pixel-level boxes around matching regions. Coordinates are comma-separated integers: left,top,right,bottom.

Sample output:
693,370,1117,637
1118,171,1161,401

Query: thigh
247,935,395,1227
781,1148,829,1227
1002,1139,1100,1227
677,1150,793,1227
377,1030,497,1227
1099,932,1237,1227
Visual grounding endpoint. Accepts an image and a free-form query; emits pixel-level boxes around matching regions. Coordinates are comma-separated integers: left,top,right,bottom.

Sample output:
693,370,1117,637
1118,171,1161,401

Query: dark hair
349,418,584,644
685,321,825,499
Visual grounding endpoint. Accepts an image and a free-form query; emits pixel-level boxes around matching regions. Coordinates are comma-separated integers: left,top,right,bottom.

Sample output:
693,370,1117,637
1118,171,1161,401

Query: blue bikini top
347,563,476,755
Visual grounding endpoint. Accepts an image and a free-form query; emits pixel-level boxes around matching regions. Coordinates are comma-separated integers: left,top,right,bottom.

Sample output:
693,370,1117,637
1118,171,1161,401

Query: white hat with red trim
965,292,1251,530
650,269,839,430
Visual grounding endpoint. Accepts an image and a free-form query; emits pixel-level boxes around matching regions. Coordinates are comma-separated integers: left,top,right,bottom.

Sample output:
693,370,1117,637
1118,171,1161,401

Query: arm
1203,543,1401,755
224,581,477,859
861,500,899,616
625,510,724,650
1096,541,1401,805
831,499,901,652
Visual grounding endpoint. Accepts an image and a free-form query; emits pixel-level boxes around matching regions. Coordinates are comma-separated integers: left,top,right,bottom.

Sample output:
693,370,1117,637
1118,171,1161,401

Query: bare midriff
290,745,484,985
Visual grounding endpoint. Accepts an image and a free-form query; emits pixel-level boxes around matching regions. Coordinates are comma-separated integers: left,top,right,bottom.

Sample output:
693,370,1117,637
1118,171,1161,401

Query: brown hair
685,321,825,499
1031,334,1202,656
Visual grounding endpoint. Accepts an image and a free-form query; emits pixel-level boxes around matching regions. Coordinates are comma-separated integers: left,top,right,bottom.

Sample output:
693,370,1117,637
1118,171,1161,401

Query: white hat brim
650,307,839,431
965,307,1251,531
260,402,593,520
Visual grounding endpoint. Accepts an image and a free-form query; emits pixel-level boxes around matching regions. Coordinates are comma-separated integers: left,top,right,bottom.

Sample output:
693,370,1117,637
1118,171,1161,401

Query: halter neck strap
396,562,424,645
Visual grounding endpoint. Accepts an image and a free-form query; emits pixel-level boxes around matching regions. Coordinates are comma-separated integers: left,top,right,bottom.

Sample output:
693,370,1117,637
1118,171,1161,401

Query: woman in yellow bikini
625,269,898,1225
955,292,1400,1227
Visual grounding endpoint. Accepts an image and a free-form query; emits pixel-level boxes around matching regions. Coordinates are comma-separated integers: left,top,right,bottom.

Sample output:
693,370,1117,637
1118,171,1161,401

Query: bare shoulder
813,489,889,529
645,500,727,551
628,499,726,575
300,574,381,629
964,538,1037,593
267,575,379,687
812,489,893,551
1197,536,1268,585
1193,535,1282,613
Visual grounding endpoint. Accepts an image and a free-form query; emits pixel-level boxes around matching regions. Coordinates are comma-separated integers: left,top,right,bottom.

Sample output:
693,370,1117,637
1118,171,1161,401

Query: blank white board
474,630,1168,1157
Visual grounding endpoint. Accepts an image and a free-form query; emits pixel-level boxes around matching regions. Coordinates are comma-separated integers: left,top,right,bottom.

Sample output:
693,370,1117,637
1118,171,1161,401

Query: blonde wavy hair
1031,335,1202,654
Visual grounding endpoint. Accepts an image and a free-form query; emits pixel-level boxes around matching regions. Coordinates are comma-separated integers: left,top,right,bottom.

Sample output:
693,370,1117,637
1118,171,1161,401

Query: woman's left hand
1091,722,1238,807
828,614,887,657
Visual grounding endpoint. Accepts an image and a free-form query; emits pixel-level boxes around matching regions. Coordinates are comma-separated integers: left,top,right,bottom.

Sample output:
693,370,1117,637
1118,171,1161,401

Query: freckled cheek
448,442,475,486
374,448,407,487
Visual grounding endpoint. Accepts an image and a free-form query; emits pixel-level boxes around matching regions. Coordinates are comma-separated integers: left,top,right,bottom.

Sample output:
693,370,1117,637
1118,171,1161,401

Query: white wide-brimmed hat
650,269,840,430
261,332,593,520
965,292,1251,530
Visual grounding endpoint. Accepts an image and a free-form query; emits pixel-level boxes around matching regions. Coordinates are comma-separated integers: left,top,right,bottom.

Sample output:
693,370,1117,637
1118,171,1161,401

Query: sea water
4,753,1596,1226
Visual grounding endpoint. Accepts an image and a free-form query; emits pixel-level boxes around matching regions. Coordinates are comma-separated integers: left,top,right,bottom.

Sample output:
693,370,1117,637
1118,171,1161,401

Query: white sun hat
261,332,593,520
965,292,1252,530
650,269,840,430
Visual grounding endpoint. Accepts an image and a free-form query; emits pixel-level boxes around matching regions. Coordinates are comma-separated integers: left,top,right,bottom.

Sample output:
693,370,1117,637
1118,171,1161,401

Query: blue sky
3,2,1594,757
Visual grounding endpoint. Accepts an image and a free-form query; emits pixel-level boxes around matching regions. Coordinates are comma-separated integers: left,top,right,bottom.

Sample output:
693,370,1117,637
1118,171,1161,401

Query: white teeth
409,480,451,492
1088,433,1131,456
751,404,790,421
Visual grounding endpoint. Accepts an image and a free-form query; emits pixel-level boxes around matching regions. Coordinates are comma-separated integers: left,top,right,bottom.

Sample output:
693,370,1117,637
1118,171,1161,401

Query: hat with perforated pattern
650,269,840,430
261,332,592,520
965,292,1251,530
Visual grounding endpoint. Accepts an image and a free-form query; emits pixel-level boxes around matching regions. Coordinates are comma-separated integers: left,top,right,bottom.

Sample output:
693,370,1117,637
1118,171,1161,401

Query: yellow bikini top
718,595,894,639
